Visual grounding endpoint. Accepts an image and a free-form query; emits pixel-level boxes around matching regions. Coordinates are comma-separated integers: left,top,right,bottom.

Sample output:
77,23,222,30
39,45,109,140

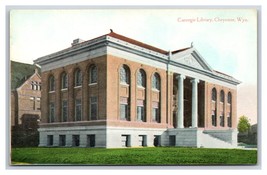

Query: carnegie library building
34,31,241,148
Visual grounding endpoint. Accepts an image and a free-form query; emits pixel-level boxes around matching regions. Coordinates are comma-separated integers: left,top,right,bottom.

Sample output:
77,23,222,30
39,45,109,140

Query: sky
10,9,258,124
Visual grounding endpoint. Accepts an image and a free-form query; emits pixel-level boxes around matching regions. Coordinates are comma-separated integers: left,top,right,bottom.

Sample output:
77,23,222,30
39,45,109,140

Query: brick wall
205,82,237,129
106,54,171,129
40,55,107,125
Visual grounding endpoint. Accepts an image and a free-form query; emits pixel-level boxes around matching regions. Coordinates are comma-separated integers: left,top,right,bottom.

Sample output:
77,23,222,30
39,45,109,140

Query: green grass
11,147,257,165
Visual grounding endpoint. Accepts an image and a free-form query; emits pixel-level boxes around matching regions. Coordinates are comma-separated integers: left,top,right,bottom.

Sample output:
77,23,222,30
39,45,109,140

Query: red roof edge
107,31,168,55
171,47,191,54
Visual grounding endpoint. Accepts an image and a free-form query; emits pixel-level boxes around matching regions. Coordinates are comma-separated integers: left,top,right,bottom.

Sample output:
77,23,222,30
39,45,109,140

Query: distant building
11,61,41,146
249,124,257,144
34,31,240,148
238,123,257,145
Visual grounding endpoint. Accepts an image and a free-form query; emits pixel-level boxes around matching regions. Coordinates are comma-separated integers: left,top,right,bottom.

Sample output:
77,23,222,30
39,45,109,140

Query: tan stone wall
205,82,237,129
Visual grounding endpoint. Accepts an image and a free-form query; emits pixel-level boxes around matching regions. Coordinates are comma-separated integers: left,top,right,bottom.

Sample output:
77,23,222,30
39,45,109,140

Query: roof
171,47,191,54
11,61,40,90
107,32,168,55
66,31,169,55
214,70,233,79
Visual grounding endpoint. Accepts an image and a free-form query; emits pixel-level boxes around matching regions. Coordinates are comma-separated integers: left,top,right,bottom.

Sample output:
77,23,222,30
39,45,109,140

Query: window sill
137,86,145,89
120,83,129,87
137,119,145,122
152,88,160,92
74,86,82,89
61,88,68,91
89,83,97,86
49,91,55,93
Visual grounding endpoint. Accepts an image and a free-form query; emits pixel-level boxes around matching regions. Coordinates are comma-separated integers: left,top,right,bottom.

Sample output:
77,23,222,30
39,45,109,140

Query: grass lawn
11,147,257,165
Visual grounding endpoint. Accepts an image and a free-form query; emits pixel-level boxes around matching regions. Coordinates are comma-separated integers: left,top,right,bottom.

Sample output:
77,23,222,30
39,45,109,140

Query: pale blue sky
10,9,258,123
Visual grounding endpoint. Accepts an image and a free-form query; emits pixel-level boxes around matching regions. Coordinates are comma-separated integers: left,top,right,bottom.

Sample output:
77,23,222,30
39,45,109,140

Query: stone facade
34,31,240,148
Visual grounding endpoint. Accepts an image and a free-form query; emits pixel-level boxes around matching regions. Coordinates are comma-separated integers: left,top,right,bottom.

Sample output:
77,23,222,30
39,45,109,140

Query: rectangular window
212,110,216,126
47,135,53,146
49,102,55,123
72,135,80,147
227,113,232,127
138,135,147,147
62,100,68,122
152,102,160,123
153,135,161,147
75,99,82,121
87,135,96,147
90,96,98,120
169,135,176,146
121,135,130,147
137,100,145,121
120,97,129,120
220,114,224,127
59,135,66,146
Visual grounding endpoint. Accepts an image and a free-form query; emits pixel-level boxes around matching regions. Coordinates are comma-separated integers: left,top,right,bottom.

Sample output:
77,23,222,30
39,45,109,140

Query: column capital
176,74,186,80
190,78,199,84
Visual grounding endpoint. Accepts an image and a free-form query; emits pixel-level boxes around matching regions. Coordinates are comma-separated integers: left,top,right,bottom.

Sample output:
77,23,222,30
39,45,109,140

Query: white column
176,74,185,128
191,78,199,128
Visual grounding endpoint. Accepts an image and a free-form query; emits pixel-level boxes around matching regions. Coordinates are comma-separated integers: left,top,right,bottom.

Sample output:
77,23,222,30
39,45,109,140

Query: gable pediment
171,48,213,72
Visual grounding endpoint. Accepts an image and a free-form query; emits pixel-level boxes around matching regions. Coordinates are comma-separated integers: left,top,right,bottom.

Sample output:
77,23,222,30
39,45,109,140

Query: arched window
61,72,68,89
227,92,232,104
74,69,82,87
220,90,225,103
49,76,55,92
89,65,97,84
152,73,160,90
212,88,217,101
137,69,146,87
120,65,130,84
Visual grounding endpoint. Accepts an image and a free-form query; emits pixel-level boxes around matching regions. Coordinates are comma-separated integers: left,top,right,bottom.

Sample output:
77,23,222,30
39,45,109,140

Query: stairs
199,132,236,148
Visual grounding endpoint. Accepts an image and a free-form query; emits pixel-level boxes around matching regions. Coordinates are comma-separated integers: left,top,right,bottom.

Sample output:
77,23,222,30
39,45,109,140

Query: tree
238,115,251,133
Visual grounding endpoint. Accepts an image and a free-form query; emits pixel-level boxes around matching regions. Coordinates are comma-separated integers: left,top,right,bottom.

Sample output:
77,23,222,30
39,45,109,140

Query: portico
173,74,205,129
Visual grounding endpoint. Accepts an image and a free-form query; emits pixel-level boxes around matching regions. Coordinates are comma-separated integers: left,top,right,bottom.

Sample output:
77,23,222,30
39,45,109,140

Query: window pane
49,76,55,91
227,113,232,127
90,65,97,84
152,73,160,90
212,110,216,126
62,73,68,89
228,92,232,104
220,91,224,102
59,135,66,146
220,115,224,127
62,100,68,122
137,69,145,87
49,103,55,123
120,65,129,84
120,104,129,120
75,70,82,86
212,88,216,101
90,96,97,120
120,104,126,119
75,99,82,121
